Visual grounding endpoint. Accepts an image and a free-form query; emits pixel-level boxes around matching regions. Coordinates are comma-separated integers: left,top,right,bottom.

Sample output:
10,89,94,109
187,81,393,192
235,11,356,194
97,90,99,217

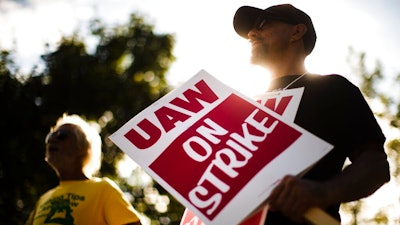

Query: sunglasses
256,19,268,30
255,16,298,30
45,130,73,144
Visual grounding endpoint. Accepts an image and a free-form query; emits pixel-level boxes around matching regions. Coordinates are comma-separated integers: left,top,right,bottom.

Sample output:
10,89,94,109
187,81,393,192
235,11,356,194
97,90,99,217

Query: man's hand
265,141,390,223
266,175,329,223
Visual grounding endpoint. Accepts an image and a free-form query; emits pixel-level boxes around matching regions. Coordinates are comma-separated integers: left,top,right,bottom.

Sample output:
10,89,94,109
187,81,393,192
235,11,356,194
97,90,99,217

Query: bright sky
1,0,399,97
1,0,399,222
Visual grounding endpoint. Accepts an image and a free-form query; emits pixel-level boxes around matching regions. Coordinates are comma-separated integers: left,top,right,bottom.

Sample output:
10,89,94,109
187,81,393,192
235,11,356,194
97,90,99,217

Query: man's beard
250,42,269,67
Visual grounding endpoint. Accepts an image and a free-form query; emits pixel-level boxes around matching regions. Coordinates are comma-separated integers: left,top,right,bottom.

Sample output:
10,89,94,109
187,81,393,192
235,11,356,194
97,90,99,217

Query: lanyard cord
282,72,307,90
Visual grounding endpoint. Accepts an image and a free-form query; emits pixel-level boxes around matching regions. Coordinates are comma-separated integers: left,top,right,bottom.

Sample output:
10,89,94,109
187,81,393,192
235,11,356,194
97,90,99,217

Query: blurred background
0,0,399,224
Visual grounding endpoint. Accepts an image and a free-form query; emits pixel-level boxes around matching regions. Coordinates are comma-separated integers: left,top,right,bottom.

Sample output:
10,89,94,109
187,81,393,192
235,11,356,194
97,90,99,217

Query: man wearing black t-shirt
233,4,390,225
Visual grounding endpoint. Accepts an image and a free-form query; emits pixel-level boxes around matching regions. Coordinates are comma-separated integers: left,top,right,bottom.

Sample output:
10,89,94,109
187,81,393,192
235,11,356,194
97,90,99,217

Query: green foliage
340,200,364,225
341,48,400,224
0,13,184,225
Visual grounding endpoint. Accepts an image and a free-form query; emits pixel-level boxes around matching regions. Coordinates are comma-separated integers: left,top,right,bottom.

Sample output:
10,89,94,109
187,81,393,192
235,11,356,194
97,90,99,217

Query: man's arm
266,140,390,223
329,141,390,202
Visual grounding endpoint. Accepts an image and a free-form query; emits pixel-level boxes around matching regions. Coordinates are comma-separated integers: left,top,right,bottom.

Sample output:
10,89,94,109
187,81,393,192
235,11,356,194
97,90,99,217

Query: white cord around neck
282,71,307,90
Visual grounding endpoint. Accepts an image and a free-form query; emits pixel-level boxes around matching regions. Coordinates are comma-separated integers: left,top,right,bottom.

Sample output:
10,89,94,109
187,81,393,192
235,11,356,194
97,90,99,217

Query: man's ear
291,24,307,42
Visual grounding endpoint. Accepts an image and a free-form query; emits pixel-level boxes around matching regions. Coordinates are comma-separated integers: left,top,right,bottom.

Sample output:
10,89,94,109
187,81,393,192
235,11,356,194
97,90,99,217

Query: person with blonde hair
26,113,142,225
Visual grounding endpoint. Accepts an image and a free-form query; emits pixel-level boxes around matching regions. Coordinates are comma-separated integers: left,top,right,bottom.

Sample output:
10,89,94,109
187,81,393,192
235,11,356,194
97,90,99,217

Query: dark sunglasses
45,130,73,144
255,16,298,30
256,19,268,30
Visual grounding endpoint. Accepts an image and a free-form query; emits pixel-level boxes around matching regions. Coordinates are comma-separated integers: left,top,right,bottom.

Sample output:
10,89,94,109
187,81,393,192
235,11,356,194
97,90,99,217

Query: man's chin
250,56,263,66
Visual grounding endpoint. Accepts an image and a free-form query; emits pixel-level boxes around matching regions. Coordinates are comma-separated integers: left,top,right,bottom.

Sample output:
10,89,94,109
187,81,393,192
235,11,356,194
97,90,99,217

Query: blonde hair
53,113,102,177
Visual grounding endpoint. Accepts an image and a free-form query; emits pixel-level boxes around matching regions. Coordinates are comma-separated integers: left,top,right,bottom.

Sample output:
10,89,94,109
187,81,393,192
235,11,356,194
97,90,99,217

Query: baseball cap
233,4,316,55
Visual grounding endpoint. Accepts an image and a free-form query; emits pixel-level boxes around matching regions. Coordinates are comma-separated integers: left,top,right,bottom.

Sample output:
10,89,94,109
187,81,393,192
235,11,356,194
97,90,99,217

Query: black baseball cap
233,4,316,55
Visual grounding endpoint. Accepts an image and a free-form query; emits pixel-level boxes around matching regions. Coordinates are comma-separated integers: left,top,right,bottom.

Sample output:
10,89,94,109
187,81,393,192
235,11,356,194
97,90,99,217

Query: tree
0,13,185,225
340,47,400,225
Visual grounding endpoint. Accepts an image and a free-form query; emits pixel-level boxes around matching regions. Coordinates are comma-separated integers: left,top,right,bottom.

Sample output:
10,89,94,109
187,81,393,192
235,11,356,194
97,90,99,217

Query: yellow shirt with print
25,177,141,225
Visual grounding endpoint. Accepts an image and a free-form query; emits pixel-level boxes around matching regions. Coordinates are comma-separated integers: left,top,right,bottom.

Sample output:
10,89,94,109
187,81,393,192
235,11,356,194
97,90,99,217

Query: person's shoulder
40,185,60,199
93,177,123,190
307,73,356,89
308,73,349,82
90,177,112,184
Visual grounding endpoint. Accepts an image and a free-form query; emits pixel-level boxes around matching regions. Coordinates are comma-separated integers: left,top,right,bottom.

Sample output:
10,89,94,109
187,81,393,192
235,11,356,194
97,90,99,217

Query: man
25,114,142,225
233,4,390,225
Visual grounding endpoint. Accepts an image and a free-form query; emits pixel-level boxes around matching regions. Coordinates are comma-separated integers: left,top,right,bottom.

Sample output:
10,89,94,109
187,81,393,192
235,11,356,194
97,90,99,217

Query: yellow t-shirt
25,177,141,225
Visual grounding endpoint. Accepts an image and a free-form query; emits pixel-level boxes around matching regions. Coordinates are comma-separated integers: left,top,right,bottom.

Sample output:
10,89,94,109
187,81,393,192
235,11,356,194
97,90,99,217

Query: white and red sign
110,70,333,225
180,206,268,225
180,205,268,225
254,87,304,122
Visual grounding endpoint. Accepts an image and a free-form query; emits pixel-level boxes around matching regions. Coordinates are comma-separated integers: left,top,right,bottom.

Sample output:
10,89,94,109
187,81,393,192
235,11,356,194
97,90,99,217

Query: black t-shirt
264,74,385,225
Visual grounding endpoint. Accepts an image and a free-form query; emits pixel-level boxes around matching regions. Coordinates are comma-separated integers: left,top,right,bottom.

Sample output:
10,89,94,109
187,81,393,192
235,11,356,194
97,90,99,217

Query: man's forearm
323,144,390,205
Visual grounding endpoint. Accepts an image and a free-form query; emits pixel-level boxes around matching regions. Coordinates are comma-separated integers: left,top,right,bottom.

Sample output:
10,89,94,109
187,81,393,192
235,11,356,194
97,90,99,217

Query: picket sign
253,87,304,123
110,70,334,225
178,86,339,225
180,206,339,225
180,206,268,225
